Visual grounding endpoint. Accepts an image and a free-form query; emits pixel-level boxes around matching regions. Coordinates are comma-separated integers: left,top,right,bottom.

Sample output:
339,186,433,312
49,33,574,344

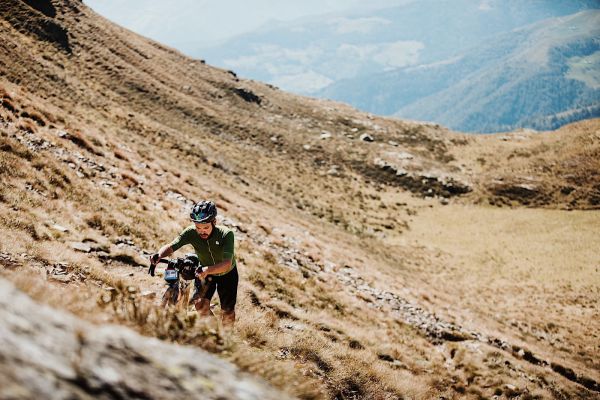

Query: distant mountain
322,10,600,132
199,0,599,95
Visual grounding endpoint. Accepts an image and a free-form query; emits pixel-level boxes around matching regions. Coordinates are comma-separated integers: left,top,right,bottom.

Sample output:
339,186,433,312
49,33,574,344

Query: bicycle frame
156,257,203,310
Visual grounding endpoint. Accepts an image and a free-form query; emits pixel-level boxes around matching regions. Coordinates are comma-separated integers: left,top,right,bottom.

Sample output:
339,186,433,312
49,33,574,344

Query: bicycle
153,254,208,310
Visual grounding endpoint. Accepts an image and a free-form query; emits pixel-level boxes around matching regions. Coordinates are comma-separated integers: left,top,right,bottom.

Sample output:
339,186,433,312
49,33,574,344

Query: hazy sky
84,0,407,53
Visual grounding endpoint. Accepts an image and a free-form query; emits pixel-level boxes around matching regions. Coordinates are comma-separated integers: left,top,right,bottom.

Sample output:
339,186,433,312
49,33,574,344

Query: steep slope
1,1,599,399
322,10,600,132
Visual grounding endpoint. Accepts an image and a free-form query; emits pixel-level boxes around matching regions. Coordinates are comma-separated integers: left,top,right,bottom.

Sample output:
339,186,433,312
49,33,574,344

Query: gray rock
0,278,291,400
51,224,69,233
359,133,374,142
49,273,71,284
70,242,92,253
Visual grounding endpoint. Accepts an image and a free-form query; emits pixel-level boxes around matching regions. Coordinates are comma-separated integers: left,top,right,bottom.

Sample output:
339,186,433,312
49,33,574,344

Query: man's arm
154,244,174,262
152,226,194,265
148,244,174,276
149,226,193,276
198,259,232,278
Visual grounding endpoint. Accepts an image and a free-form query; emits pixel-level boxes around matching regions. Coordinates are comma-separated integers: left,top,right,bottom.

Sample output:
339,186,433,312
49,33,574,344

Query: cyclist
149,200,238,327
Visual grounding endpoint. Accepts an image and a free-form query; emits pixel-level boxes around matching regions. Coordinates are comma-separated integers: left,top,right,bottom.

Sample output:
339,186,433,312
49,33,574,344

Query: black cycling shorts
197,267,238,312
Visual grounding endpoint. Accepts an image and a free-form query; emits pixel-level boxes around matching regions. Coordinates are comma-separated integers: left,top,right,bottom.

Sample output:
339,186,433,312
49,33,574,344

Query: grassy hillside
1,1,599,399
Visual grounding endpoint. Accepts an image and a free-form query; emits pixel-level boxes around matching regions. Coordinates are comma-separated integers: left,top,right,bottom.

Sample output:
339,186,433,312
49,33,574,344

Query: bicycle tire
162,285,179,307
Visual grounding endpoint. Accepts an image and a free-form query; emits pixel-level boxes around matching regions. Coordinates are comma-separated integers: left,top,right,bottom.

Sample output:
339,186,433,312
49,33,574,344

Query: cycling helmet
190,200,217,223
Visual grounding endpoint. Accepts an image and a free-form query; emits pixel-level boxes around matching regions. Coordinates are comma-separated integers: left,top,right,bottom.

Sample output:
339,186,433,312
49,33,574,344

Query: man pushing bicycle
149,200,238,327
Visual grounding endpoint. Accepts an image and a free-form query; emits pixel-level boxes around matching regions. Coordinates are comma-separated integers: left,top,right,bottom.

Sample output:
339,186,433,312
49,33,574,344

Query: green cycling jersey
170,225,236,276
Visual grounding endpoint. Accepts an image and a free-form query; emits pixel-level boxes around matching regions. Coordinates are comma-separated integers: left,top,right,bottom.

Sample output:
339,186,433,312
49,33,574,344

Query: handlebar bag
164,267,179,283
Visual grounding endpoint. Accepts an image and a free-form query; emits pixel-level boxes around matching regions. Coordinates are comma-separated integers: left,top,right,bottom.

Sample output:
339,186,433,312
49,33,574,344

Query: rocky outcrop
231,87,262,105
365,158,471,198
0,0,71,53
487,178,553,207
0,278,291,400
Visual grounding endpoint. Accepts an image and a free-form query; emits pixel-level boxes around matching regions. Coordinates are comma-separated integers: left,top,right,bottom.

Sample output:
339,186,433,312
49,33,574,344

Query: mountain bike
154,254,206,309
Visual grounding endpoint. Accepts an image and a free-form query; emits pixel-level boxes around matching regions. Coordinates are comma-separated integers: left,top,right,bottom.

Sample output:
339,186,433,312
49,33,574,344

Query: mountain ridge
323,10,600,132
199,1,600,132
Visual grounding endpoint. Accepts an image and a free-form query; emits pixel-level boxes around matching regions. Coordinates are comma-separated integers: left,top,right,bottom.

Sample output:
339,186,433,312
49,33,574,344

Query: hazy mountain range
322,10,600,132
201,0,600,132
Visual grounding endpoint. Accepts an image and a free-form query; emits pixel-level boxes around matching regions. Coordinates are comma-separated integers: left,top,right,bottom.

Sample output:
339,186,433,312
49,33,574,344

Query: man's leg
216,268,238,328
222,309,235,327
194,277,216,318
194,298,214,317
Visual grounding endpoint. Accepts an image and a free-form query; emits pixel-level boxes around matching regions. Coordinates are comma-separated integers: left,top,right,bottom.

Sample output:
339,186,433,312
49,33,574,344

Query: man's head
190,200,217,239
194,221,213,239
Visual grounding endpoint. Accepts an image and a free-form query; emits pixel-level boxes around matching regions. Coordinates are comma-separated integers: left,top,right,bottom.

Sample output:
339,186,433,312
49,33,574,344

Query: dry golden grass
0,2,598,398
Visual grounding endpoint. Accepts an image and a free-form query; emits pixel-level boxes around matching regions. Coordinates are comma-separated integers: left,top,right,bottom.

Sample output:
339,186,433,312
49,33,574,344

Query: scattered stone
378,353,395,362
396,152,414,160
560,186,575,195
70,242,91,253
50,224,69,233
49,274,71,284
491,182,541,201
372,159,471,198
166,190,193,207
100,180,116,188
115,237,134,246
232,87,261,105
327,165,340,176
320,131,332,139
302,144,311,151
359,133,374,142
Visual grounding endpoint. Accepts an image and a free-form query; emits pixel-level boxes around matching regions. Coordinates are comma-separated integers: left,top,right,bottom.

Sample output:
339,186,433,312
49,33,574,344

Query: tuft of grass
20,108,46,126
114,147,129,161
121,171,139,187
17,119,38,133
63,130,103,156
1,97,17,113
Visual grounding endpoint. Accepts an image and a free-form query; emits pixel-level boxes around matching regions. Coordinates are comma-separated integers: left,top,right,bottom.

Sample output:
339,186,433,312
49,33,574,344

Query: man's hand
196,269,209,280
148,253,159,276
